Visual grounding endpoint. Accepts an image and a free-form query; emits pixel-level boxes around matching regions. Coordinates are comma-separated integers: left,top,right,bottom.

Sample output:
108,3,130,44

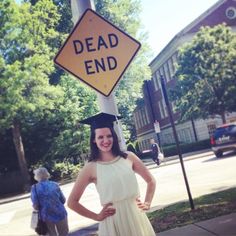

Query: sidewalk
68,212,236,236
157,213,236,236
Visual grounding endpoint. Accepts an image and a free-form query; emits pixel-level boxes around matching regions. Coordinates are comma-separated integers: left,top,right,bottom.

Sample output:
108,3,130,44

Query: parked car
211,122,236,158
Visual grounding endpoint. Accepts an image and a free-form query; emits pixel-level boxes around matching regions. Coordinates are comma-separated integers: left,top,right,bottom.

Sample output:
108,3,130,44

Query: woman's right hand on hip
96,203,116,221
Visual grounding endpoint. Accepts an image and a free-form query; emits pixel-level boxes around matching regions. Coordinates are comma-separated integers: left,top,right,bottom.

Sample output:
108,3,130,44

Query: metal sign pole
160,75,195,210
144,80,161,147
70,0,127,151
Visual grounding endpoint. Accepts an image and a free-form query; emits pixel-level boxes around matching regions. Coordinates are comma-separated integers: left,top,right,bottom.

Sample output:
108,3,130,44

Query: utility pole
70,0,126,151
144,80,161,146
160,75,195,210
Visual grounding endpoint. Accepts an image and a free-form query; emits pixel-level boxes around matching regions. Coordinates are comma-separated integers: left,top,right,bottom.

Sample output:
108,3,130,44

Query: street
0,150,236,236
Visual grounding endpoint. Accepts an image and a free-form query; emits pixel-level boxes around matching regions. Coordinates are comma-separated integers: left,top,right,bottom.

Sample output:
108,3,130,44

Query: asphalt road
0,150,236,236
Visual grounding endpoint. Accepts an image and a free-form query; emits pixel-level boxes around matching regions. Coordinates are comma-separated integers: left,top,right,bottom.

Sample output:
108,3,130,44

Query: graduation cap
80,112,122,130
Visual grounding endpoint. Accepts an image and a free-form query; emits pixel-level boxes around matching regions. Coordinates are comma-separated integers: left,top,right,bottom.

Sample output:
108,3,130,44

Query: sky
139,0,219,56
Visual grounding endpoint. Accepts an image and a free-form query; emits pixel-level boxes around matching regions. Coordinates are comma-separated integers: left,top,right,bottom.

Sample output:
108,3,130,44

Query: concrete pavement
0,209,233,236
157,213,236,236
68,212,236,236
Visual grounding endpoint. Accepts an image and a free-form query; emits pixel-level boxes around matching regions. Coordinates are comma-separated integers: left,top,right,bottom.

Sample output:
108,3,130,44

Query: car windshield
214,125,236,138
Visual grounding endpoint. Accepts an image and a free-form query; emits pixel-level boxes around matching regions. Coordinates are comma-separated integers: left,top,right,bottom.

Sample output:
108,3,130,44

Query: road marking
0,211,15,225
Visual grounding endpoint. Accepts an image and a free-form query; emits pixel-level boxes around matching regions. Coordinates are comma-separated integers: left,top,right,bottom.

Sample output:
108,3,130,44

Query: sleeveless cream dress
96,157,156,236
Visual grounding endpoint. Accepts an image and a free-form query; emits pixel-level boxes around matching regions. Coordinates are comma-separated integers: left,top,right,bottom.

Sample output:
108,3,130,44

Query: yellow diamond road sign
54,9,141,97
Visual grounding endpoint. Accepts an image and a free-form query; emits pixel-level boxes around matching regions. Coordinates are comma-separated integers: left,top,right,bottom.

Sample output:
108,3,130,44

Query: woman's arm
67,162,97,220
67,162,115,221
127,152,156,210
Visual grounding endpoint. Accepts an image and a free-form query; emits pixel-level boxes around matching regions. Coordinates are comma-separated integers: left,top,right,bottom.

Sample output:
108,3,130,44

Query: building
134,0,236,152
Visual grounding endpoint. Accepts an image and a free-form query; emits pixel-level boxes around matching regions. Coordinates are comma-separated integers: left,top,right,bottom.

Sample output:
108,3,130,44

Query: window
168,58,174,78
178,128,192,143
141,108,146,126
164,63,170,81
139,110,144,127
152,74,158,91
135,111,141,129
154,72,160,90
141,139,150,151
159,67,166,81
172,53,178,73
207,123,216,136
144,139,149,150
145,107,150,123
158,101,164,119
164,133,174,144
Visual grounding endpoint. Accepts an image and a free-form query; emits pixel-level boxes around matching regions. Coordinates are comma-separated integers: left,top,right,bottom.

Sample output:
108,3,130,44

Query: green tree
24,0,73,85
171,24,236,123
22,76,98,165
43,75,98,161
0,0,63,188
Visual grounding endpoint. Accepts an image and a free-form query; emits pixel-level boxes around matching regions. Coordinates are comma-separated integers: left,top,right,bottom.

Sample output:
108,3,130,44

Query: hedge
162,139,211,157
138,139,211,159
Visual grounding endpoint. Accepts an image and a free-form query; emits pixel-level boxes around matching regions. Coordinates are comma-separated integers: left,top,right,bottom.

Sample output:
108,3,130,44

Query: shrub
127,142,136,153
30,159,81,182
162,139,211,157
135,141,140,153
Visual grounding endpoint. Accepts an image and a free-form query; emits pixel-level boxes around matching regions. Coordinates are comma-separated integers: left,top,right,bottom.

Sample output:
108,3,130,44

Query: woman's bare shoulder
125,151,139,159
82,161,96,172
79,161,97,182
125,151,141,164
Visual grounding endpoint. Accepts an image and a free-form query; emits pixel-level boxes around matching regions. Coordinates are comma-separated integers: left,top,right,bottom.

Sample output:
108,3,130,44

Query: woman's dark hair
88,127,127,161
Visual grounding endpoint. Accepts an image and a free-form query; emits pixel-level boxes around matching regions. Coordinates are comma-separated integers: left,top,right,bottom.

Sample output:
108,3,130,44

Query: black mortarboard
80,112,122,129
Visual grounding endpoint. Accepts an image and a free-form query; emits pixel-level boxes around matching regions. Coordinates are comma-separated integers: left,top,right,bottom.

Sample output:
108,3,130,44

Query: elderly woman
31,167,69,236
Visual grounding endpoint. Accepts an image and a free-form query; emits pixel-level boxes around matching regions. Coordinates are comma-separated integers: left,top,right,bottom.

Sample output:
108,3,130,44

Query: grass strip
148,187,236,233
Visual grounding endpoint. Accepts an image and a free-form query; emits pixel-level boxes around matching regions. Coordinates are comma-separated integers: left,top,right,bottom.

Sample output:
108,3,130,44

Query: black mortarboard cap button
80,112,122,129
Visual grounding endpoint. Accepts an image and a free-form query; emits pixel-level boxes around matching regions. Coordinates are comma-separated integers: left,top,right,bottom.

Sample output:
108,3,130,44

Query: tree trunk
191,118,198,142
12,120,30,191
221,112,226,124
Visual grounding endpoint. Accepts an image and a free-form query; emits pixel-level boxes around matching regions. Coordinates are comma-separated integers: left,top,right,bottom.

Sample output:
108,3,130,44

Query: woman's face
94,127,113,153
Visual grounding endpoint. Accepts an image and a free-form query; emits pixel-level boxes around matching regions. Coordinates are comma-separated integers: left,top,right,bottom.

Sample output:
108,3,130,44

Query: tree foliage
0,0,65,186
170,24,236,123
0,0,152,185
42,75,98,161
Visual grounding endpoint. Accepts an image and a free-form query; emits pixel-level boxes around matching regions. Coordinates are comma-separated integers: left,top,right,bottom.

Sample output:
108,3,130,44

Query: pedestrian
31,167,69,236
67,112,156,236
150,138,161,166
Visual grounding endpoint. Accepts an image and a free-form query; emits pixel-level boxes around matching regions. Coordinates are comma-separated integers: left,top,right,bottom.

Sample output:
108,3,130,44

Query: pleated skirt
98,198,156,236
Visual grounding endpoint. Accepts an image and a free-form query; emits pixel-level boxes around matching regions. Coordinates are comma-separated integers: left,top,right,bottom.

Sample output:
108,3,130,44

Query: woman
68,112,156,236
150,138,160,166
31,167,69,236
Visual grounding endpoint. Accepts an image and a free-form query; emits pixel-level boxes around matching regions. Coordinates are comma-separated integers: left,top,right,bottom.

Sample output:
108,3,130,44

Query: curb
0,193,31,205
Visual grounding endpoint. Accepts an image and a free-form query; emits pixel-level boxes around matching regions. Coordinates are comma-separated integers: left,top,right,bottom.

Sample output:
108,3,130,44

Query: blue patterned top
31,180,67,223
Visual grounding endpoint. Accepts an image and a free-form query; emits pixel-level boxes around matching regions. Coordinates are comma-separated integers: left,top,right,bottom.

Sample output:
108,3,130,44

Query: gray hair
34,167,50,182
